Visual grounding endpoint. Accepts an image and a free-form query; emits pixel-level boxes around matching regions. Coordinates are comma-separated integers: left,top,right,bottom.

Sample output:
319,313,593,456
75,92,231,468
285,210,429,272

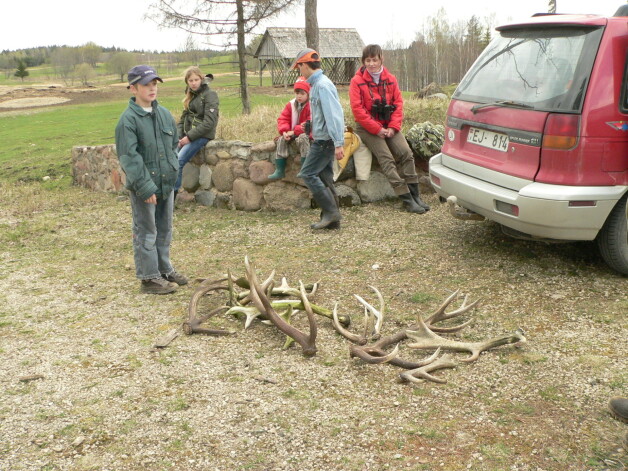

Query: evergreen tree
14,59,29,81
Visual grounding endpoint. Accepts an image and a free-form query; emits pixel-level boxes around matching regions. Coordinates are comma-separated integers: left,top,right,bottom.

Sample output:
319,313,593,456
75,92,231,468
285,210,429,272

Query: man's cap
127,65,163,88
292,48,320,69
293,77,310,93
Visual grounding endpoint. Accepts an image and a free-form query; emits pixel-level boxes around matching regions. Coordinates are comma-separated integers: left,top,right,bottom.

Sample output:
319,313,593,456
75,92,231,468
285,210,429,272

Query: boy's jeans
175,138,209,191
129,191,174,280
297,139,334,193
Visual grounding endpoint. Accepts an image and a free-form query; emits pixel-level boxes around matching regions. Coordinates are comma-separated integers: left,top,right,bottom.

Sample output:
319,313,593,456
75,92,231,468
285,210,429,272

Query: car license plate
467,127,509,152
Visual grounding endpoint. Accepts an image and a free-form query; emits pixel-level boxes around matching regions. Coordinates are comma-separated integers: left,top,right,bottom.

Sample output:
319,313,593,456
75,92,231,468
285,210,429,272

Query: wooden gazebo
254,27,365,87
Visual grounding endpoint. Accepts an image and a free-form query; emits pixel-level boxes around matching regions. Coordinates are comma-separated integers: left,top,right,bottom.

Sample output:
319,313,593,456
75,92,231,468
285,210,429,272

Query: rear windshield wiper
471,100,534,114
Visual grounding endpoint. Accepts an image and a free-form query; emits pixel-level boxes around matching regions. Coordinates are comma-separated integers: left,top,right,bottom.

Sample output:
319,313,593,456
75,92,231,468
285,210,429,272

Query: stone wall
71,140,432,211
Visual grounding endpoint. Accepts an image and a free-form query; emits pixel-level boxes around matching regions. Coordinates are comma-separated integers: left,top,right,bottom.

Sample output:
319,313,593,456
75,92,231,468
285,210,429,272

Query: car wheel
597,193,628,275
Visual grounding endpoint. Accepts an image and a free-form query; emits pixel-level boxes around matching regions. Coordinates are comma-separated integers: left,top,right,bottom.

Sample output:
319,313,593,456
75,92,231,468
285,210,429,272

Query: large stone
181,163,200,193
212,161,235,192
232,178,264,211
232,160,249,179
195,189,216,207
251,141,276,153
217,151,231,160
199,164,213,190
249,160,275,184
335,184,362,207
263,182,311,211
232,145,252,159
282,154,306,186
357,171,396,202
204,151,219,166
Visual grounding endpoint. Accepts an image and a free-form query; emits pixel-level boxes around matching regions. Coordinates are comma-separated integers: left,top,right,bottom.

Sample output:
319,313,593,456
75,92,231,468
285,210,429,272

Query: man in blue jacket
294,49,345,230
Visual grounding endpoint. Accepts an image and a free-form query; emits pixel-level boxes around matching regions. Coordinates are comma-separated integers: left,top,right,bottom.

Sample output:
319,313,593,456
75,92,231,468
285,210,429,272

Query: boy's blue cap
127,65,163,88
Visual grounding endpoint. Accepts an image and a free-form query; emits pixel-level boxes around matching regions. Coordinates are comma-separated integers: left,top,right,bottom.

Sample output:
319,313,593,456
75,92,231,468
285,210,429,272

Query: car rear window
454,26,604,113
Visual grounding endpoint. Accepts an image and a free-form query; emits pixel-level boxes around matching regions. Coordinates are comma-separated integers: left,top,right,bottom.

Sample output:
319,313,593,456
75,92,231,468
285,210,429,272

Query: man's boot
310,188,341,229
323,187,341,229
268,158,287,180
399,192,426,214
408,183,430,211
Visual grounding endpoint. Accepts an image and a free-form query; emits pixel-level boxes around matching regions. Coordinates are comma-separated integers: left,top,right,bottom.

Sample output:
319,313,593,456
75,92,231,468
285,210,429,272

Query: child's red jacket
349,66,404,135
277,99,311,136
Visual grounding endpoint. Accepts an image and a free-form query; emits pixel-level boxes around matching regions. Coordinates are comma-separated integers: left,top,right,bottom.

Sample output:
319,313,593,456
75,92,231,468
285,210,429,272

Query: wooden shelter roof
254,27,365,60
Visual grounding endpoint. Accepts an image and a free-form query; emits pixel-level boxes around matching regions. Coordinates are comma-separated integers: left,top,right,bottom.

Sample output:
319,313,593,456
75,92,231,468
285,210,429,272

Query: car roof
496,14,608,31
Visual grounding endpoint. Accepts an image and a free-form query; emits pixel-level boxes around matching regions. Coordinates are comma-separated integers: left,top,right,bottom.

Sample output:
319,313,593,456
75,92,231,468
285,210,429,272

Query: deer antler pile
183,256,350,356
332,288,526,384
183,256,526,384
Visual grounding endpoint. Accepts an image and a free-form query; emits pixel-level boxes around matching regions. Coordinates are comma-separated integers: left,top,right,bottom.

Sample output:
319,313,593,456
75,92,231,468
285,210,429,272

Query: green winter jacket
115,97,179,200
177,81,219,141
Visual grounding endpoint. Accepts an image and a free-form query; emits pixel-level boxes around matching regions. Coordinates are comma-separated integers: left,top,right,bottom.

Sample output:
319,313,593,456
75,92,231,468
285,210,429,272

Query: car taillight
431,174,441,186
542,114,579,150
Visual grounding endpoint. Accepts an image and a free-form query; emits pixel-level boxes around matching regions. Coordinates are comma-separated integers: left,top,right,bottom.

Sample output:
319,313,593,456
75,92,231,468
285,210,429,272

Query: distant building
254,27,365,87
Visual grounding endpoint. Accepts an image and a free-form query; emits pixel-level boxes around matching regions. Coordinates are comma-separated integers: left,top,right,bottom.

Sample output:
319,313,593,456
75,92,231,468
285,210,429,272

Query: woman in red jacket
268,78,312,180
349,44,429,213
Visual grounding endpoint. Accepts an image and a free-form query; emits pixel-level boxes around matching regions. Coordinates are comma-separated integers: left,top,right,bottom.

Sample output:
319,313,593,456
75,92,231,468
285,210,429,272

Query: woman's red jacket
349,66,404,135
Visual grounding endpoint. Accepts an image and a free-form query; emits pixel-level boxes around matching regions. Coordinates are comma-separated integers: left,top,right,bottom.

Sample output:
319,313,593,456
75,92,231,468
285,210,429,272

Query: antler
399,352,457,385
424,290,479,333
332,286,384,345
406,318,526,362
245,256,318,357
183,281,235,336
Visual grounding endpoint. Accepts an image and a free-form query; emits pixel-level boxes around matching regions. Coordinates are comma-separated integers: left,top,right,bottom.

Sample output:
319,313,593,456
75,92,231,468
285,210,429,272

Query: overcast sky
2,0,624,52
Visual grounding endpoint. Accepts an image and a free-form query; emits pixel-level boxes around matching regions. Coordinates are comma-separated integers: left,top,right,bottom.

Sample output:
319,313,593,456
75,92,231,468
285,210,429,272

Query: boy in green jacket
115,65,188,294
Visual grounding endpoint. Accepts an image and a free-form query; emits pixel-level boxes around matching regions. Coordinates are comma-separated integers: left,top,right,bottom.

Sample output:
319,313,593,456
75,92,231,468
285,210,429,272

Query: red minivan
429,7,628,274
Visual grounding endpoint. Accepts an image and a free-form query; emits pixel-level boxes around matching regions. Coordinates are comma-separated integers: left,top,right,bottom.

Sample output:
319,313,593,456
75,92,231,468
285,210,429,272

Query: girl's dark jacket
177,81,219,141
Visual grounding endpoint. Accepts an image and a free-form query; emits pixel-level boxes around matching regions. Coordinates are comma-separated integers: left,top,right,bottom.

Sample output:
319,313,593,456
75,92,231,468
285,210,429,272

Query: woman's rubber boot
399,192,426,214
268,158,286,180
408,183,430,211
311,188,341,230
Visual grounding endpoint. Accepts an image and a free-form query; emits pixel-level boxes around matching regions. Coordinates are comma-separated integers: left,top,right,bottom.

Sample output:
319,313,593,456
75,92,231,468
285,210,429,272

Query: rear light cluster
542,114,580,150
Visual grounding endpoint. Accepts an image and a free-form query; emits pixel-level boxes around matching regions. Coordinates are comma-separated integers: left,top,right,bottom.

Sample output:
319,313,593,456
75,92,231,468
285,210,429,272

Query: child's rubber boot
268,158,286,180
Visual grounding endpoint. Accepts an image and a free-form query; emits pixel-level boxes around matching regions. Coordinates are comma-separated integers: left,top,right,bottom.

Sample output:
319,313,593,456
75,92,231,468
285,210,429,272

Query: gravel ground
0,184,626,471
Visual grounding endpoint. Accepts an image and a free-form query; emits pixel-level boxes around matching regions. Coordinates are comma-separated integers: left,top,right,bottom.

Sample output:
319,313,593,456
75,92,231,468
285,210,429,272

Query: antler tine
353,293,383,339
424,291,480,333
239,267,276,306
399,353,457,385
298,280,318,351
368,285,384,336
244,257,317,356
183,305,233,336
424,289,460,324
332,302,368,345
349,343,400,364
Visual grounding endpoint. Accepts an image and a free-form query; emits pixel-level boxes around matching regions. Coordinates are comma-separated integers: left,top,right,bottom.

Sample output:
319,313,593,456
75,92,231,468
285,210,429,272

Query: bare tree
304,0,318,52
149,0,301,114
549,0,556,13
107,51,137,82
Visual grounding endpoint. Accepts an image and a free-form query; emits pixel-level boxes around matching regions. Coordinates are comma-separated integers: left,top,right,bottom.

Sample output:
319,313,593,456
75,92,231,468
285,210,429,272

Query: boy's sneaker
141,277,178,294
163,271,189,286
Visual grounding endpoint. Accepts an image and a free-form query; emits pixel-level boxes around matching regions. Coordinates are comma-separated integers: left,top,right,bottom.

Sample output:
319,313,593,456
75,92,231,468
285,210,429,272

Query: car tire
597,193,628,275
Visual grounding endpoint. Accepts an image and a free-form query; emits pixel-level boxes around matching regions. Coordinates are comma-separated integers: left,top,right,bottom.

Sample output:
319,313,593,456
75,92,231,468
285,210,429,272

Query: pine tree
14,60,29,82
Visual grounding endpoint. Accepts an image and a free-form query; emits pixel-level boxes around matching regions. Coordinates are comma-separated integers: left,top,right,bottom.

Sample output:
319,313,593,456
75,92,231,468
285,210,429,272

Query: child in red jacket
268,78,312,180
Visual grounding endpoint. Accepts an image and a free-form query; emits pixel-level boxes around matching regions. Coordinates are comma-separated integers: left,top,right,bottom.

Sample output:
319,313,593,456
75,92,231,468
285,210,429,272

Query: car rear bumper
429,153,627,241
